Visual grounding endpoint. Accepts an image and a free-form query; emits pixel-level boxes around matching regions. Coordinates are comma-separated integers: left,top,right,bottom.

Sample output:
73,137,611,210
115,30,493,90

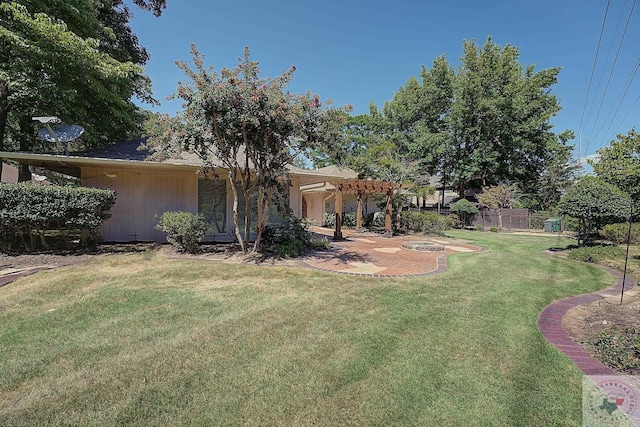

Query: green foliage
449,198,479,215
0,1,161,156
567,245,626,263
0,183,116,251
558,176,631,245
590,129,640,202
489,226,499,232
342,212,356,228
449,198,478,226
591,326,640,374
477,184,516,211
323,212,335,228
524,130,580,210
398,211,454,235
150,46,350,253
155,211,207,254
600,223,640,245
261,216,328,258
380,37,568,199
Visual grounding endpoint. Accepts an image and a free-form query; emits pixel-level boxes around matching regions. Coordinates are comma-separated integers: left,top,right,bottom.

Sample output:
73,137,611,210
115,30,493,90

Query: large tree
590,129,640,205
0,0,164,178
381,37,571,201
150,46,349,252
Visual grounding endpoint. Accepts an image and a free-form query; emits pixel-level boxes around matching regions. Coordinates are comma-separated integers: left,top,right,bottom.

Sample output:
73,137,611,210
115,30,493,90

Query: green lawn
0,232,616,426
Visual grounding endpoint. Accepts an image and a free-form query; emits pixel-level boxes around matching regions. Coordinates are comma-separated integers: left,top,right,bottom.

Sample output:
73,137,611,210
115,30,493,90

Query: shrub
567,245,626,263
449,199,479,226
155,211,207,254
0,183,116,251
600,223,640,245
323,212,335,228
343,212,356,229
489,226,499,232
398,211,454,235
262,216,328,258
591,326,640,374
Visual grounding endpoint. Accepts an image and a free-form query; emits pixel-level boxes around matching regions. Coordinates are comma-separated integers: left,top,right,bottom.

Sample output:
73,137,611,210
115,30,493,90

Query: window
198,179,227,234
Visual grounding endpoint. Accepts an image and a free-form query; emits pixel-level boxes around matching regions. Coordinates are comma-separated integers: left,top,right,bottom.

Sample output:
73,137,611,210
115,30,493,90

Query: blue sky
130,0,639,160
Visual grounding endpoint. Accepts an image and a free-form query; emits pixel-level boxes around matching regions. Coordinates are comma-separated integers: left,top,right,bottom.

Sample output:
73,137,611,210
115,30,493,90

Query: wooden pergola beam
330,179,409,239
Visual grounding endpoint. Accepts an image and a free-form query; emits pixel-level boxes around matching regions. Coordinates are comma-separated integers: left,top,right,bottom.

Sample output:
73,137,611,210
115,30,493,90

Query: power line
585,0,637,153
593,59,640,142
613,94,640,136
577,0,611,153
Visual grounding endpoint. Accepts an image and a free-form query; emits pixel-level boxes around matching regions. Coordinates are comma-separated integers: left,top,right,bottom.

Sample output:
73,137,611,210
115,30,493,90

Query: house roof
313,165,358,179
0,140,353,185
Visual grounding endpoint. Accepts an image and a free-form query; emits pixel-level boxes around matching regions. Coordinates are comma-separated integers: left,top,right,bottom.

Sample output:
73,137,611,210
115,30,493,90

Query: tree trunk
228,171,245,252
17,116,32,182
0,80,9,180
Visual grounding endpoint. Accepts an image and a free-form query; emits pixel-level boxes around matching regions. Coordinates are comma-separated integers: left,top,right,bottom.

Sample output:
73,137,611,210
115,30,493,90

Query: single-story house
0,141,354,243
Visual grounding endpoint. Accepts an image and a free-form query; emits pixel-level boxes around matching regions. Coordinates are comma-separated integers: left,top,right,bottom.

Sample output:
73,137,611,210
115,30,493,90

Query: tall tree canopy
590,129,640,205
382,37,573,202
148,46,350,253
0,0,165,176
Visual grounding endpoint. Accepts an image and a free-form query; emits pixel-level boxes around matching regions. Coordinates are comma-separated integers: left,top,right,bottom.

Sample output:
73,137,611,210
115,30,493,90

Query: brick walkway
301,227,481,277
538,266,636,375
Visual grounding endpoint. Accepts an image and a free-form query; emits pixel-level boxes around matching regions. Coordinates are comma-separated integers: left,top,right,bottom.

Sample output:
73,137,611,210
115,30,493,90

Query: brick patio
301,226,482,277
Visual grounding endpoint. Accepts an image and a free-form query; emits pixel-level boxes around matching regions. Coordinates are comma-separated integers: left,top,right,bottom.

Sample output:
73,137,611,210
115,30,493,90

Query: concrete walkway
302,227,481,277
538,266,637,375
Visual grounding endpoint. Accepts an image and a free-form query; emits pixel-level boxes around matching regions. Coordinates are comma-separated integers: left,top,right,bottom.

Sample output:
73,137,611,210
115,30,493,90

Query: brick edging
537,265,636,375
0,267,54,288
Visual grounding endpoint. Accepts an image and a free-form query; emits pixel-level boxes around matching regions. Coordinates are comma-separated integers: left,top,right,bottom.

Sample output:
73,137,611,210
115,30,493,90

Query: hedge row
0,183,116,251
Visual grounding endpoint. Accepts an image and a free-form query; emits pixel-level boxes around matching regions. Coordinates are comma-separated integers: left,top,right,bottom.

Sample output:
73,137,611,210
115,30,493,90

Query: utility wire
577,0,611,153
613,94,640,136
594,59,640,142
585,0,637,153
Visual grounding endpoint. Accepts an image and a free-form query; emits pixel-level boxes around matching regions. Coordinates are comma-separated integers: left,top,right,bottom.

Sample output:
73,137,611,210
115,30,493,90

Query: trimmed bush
399,211,455,235
155,211,207,254
0,183,116,251
262,216,328,258
449,199,479,226
601,223,640,245
567,245,626,263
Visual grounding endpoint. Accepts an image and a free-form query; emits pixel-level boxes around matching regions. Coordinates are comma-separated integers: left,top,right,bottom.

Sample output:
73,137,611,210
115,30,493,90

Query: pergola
331,178,409,240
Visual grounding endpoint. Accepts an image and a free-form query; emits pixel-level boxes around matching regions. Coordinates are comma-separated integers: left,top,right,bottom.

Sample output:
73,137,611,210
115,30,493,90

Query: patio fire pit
401,241,445,252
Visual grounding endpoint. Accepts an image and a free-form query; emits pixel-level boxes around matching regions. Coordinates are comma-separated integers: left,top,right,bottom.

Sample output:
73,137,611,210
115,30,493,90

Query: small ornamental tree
149,46,350,253
476,184,516,230
449,198,479,227
558,176,631,245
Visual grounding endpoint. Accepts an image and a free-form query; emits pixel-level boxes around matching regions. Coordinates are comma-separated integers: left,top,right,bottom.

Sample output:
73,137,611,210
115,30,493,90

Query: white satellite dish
34,117,84,155
37,125,85,143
